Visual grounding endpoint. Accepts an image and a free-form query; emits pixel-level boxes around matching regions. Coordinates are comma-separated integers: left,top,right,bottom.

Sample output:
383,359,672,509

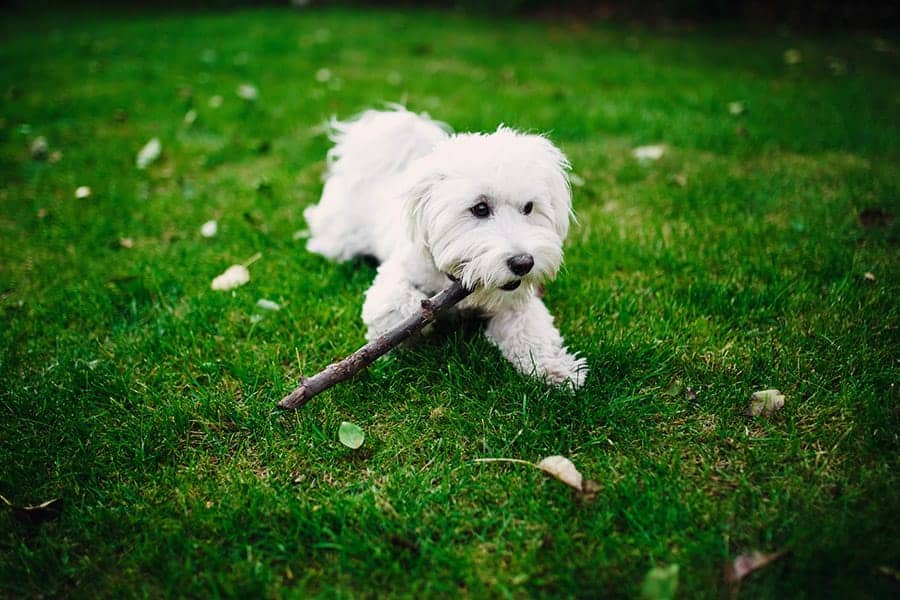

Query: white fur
304,107,588,388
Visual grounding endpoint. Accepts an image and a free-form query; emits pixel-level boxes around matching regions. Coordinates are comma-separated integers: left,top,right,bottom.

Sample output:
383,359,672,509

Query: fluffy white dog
303,107,587,388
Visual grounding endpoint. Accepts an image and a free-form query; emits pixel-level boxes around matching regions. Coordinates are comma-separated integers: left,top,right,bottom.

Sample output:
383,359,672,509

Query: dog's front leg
484,295,588,388
361,259,429,342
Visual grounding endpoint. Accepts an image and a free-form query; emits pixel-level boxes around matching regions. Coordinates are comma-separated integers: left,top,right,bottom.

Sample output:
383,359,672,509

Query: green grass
1,6,898,598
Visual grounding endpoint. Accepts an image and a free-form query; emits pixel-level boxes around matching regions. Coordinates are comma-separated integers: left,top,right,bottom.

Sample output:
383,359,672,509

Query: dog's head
401,127,573,300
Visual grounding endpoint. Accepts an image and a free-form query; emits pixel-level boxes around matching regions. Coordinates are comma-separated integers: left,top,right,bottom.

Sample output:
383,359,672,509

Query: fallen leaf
669,172,687,187
663,378,683,397
872,38,892,53
859,207,894,228
49,150,62,163
642,564,679,600
209,95,223,109
183,109,198,125
864,271,876,281
632,144,666,161
826,56,847,75
237,83,259,101
75,186,91,199
724,550,784,583
338,421,364,449
537,455,583,491
783,48,802,65
475,455,599,500
11,498,64,524
135,137,161,169
30,136,48,160
200,220,218,238
728,101,745,115
36,208,48,219
119,237,134,249
746,389,785,417
211,264,250,291
256,298,280,311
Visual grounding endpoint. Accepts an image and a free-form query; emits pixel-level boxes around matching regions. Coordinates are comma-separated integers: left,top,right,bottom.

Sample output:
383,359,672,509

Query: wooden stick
277,280,472,410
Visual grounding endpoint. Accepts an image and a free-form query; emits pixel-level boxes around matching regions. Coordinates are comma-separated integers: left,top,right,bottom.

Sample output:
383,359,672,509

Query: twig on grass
277,280,472,410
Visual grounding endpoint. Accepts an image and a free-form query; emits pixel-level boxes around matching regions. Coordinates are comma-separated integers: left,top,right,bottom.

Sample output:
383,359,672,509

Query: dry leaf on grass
632,144,666,161
136,137,161,170
256,298,280,311
237,83,259,101
724,550,784,583
211,265,250,291
728,101,746,115
30,136,49,160
200,220,218,238
783,49,802,65
537,455,584,491
641,564,679,600
475,455,600,500
74,186,91,199
746,389,785,417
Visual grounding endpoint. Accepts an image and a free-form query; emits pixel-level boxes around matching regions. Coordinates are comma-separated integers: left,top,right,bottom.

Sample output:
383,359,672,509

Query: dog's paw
541,354,588,390
363,295,429,342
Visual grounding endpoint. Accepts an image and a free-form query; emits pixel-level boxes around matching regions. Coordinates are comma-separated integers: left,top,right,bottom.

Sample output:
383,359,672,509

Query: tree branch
277,280,472,410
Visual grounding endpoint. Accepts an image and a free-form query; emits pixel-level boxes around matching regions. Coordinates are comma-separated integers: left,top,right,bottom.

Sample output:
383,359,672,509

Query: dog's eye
523,201,534,215
470,201,491,218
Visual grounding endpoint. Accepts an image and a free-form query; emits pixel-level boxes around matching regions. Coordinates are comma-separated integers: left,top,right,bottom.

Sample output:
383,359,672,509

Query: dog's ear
529,135,574,241
399,156,444,245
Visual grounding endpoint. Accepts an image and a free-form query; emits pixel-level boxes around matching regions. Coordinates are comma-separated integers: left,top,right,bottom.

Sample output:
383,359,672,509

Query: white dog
303,108,587,388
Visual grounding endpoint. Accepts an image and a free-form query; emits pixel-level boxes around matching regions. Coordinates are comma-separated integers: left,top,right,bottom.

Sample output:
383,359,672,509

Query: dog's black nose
507,254,534,276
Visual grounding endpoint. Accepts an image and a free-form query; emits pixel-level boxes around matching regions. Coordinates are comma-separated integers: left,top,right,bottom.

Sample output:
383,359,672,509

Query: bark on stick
277,280,472,410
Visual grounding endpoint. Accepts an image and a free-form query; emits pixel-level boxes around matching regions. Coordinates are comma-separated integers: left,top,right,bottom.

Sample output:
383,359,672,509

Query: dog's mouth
499,280,521,291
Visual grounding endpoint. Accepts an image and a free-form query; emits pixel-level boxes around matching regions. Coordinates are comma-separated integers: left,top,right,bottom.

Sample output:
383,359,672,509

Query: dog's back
304,108,450,262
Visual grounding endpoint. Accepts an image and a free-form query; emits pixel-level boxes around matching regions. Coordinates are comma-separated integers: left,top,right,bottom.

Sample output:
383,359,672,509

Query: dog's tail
324,105,451,183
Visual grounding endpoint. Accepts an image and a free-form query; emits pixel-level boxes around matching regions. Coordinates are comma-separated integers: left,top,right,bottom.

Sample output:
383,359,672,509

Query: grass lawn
1,6,898,597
